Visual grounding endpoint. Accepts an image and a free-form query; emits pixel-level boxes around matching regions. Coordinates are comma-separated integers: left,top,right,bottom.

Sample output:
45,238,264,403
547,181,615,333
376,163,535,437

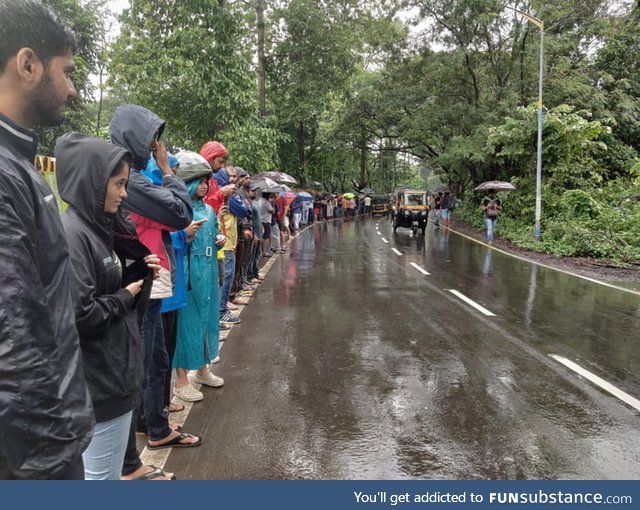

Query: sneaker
173,383,203,402
220,313,241,325
212,356,220,364
194,371,224,387
219,323,231,331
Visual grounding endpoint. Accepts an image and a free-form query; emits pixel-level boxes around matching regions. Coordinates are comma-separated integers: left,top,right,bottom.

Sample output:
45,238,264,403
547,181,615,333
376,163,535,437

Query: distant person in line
0,0,93,479
482,189,502,241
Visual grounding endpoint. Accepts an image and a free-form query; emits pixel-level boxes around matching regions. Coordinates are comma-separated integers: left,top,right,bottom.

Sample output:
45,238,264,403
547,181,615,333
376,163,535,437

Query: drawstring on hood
56,133,130,247
110,104,166,170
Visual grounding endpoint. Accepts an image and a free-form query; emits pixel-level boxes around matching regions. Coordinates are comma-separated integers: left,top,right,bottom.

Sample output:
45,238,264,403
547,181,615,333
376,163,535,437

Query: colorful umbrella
280,191,297,204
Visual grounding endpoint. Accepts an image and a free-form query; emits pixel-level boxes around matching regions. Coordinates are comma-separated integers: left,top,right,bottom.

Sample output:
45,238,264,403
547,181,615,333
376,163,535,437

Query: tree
36,0,102,154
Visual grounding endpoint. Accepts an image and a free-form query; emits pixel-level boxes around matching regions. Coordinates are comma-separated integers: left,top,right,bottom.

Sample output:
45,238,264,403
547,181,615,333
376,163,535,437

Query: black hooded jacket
0,115,93,479
56,133,148,423
110,105,192,229
110,106,193,292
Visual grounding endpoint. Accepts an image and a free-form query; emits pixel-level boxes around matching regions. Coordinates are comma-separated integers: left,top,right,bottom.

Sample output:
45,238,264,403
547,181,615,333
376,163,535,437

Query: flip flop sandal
132,465,177,480
147,432,202,450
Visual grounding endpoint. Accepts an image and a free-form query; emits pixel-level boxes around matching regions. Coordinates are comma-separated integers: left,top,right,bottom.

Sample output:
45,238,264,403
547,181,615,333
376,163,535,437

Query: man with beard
0,0,93,479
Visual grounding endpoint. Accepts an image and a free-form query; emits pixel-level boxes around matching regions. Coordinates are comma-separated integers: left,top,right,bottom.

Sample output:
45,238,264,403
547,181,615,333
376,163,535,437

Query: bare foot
147,429,200,448
121,464,175,480
168,402,185,413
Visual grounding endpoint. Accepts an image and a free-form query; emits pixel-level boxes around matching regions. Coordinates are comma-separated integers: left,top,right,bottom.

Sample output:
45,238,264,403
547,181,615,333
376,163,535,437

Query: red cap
199,141,228,162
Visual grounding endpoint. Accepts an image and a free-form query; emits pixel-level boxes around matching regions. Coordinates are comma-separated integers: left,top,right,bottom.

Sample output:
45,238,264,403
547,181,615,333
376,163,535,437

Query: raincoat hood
141,154,179,185
56,132,130,245
110,104,165,170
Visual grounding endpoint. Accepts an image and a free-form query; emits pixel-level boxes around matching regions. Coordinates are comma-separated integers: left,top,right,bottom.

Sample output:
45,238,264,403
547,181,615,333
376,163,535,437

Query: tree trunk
95,66,104,136
297,121,306,172
256,0,266,116
359,129,367,188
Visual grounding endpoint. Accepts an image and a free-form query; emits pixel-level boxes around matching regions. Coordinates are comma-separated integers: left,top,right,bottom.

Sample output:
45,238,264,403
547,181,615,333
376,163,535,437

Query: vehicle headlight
403,209,410,215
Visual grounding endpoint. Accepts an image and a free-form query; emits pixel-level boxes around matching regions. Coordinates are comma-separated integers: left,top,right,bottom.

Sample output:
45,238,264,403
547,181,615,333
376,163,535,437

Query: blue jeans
140,299,171,441
485,217,497,240
220,250,236,314
83,410,133,480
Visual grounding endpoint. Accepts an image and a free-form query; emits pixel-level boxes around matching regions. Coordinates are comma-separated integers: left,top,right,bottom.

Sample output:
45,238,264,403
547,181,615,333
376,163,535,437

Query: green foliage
110,0,264,151
36,0,102,154
219,123,285,173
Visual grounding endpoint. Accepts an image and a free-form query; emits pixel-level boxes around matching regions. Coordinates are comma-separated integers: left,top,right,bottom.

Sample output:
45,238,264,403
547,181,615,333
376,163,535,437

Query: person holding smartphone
173,152,225,401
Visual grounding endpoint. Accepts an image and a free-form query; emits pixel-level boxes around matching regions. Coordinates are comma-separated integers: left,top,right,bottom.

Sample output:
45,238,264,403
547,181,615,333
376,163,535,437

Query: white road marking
381,238,389,244
448,289,496,317
377,232,381,236
392,248,403,256
550,355,640,412
410,262,431,276
447,227,640,297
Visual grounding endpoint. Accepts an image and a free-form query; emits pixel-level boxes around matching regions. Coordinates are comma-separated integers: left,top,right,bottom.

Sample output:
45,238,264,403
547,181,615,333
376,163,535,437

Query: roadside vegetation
42,0,640,264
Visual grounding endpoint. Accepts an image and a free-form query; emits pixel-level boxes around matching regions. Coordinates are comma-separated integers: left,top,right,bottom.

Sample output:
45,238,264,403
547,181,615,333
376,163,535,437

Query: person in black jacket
56,133,160,480
0,0,93,479
110,104,200,479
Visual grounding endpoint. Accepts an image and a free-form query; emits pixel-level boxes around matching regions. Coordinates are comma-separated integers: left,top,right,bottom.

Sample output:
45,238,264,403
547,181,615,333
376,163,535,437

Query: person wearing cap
172,152,225,402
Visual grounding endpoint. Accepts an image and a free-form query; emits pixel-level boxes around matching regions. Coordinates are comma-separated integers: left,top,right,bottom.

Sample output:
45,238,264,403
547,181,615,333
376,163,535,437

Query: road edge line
445,226,640,297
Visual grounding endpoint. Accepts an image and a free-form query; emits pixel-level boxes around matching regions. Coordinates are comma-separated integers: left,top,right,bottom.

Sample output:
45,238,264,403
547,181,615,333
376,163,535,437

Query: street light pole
508,7,544,239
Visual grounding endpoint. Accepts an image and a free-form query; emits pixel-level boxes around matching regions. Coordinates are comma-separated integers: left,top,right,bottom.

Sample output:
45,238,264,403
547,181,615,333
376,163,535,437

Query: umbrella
280,184,293,192
343,192,355,199
253,171,298,185
280,191,297,204
474,181,516,192
296,191,314,202
308,181,323,188
251,176,279,188
360,187,375,195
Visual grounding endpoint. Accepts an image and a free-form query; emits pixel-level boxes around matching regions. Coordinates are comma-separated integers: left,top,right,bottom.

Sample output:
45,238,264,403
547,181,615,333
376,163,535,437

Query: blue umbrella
296,191,314,202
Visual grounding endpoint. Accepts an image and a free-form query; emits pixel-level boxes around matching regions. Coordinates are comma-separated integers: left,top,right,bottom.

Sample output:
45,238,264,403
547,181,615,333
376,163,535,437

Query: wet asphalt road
165,216,640,479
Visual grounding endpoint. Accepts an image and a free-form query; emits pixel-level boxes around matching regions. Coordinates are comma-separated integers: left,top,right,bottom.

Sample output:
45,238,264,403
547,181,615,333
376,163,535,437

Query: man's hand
221,184,236,197
154,142,172,175
244,229,254,240
144,254,162,279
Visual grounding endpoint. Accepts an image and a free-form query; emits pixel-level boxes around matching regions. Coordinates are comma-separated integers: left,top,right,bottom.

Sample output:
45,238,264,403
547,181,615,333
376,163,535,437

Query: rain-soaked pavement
165,216,640,480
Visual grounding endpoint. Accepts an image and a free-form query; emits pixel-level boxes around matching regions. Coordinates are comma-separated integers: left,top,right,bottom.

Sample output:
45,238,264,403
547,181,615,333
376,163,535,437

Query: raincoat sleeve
124,172,193,230
204,176,224,213
65,230,135,338
0,182,74,478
